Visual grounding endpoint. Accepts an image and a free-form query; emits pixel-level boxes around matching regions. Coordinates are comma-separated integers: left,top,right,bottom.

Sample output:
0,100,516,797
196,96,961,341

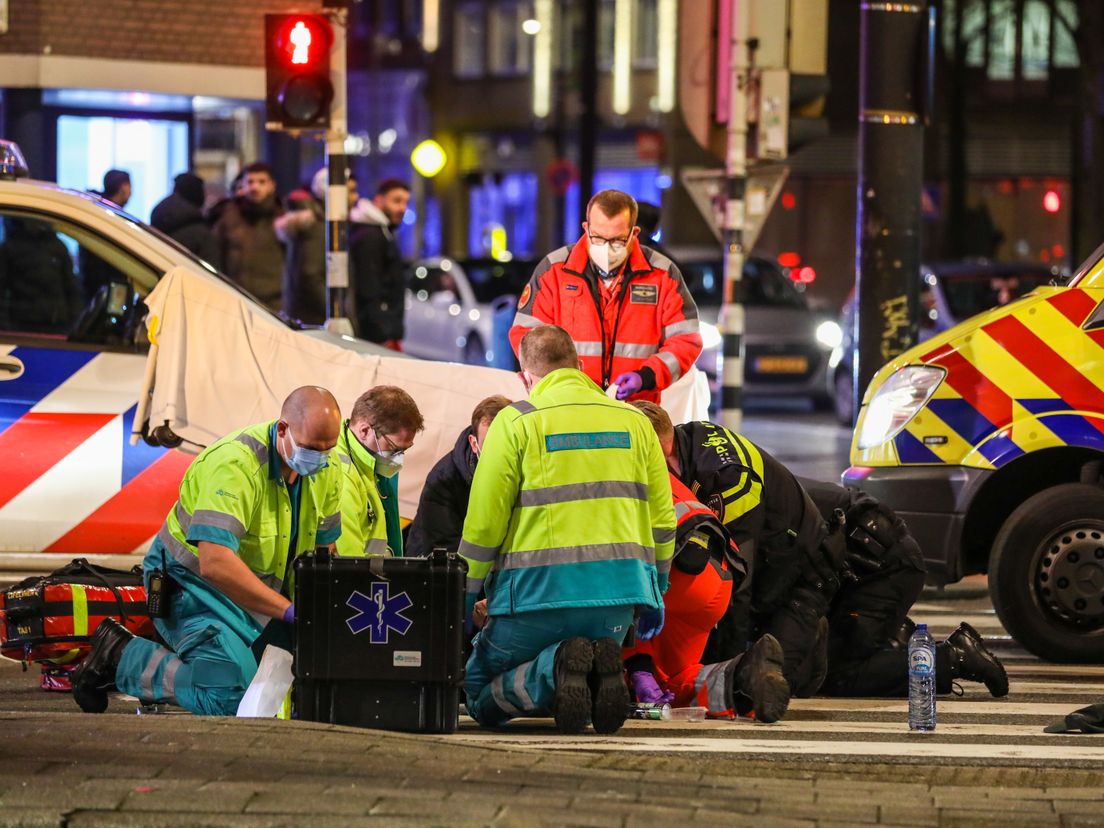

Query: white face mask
589,241,629,275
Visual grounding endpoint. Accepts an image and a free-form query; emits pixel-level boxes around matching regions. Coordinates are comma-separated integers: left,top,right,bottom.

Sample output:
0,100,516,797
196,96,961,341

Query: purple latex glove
613,371,644,400
282,603,295,624
630,671,676,706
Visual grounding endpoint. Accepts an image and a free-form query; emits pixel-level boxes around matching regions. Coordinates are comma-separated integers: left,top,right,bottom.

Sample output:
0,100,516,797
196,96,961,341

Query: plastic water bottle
629,703,708,722
908,623,937,732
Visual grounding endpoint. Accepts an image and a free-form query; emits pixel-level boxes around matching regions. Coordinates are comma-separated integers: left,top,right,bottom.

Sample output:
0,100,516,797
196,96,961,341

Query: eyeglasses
373,427,413,456
588,234,630,253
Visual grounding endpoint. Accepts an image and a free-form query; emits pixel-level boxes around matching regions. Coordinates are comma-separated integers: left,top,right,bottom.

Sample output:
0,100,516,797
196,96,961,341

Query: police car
845,248,1104,662
0,140,515,558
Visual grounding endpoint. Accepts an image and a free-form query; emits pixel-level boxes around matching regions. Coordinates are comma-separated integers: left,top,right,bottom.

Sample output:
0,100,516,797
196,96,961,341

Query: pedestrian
634,201,681,272
276,170,327,325
70,386,344,716
633,401,846,696
350,178,410,348
335,385,424,558
100,169,131,209
150,172,220,269
212,161,285,314
459,325,675,734
801,479,1008,698
621,468,791,722
510,189,702,402
406,394,512,557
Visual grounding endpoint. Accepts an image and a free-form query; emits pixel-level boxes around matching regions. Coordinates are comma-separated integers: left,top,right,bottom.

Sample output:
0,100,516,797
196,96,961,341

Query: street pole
854,2,927,419
324,4,352,336
578,0,598,224
719,0,752,433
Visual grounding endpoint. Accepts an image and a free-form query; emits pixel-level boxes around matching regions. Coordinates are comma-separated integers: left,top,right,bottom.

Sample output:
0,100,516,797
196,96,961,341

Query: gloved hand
613,371,644,400
636,606,665,641
282,603,295,624
629,671,675,705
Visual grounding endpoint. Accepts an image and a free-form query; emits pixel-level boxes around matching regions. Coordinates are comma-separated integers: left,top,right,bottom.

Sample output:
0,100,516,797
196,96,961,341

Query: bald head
279,386,341,452
519,326,581,381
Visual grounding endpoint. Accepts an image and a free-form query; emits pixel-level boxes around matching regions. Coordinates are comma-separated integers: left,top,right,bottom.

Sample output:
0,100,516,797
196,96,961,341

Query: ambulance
845,248,1104,662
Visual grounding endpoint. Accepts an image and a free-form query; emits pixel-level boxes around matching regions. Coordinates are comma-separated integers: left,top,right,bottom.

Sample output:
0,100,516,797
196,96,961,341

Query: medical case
293,548,466,733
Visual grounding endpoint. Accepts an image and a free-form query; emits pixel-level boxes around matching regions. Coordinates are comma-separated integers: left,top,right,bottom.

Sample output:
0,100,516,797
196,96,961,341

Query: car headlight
857,365,945,450
815,320,842,350
699,321,722,350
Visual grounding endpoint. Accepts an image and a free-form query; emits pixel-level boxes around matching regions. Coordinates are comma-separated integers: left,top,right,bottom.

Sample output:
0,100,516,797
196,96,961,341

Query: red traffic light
272,16,333,68
265,14,334,131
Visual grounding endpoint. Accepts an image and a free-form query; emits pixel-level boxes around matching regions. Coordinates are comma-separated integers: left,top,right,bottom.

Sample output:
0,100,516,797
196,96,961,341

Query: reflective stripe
459,539,500,563
466,578,485,594
364,537,390,555
175,501,192,531
500,542,655,570
71,584,88,637
509,400,537,415
159,527,200,573
652,526,676,545
191,509,246,540
319,512,341,533
491,674,522,715
513,666,536,711
513,312,543,329
519,480,648,507
162,657,182,703
337,452,351,465
663,319,700,339
235,433,269,466
655,557,672,575
657,351,682,382
140,650,171,701
612,343,658,359
674,499,712,520
575,340,604,356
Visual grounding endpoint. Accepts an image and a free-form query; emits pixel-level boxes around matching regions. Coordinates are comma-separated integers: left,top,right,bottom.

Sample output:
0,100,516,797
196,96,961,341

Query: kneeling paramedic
622,469,790,722
336,385,424,557
801,479,1008,699
634,402,847,697
71,386,344,715
459,325,675,735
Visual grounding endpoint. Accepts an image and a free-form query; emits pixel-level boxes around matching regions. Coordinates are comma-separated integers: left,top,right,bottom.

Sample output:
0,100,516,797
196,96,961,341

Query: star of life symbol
346,582,414,644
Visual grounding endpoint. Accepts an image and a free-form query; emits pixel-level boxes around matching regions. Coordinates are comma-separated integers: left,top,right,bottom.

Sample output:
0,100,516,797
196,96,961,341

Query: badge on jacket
630,284,658,305
518,284,532,309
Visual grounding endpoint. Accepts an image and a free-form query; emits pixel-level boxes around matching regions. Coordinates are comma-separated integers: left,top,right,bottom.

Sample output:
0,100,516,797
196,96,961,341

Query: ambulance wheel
989,483,1104,663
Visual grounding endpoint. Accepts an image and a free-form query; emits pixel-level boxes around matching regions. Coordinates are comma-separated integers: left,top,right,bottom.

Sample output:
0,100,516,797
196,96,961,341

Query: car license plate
755,355,808,374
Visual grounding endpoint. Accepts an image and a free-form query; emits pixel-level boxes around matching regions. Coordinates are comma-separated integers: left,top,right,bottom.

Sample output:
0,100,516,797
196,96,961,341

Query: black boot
71,618,135,714
551,637,593,734
792,616,829,698
733,634,791,723
945,622,1009,697
590,637,629,735
891,617,917,650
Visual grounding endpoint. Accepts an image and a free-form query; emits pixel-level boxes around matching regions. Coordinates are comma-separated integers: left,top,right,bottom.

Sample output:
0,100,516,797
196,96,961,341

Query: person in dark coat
151,172,220,269
212,162,284,313
406,394,512,557
0,217,82,334
350,178,410,347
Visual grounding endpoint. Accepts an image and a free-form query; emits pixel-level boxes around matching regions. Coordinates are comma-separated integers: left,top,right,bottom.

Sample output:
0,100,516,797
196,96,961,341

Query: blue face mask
283,427,329,477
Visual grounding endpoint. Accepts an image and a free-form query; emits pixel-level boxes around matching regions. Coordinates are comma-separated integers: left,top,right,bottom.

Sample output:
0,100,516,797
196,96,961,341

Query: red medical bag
0,558,154,665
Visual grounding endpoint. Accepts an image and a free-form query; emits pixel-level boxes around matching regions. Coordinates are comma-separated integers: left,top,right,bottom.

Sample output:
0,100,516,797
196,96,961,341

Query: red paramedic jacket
509,234,703,402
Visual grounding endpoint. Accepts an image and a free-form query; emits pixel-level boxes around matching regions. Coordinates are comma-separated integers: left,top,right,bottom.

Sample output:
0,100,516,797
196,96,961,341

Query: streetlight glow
411,139,447,177
612,0,633,115
532,0,553,118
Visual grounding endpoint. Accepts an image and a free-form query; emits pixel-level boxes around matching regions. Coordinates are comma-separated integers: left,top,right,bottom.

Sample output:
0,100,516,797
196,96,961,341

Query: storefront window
56,116,189,223
1052,0,1079,68
454,3,485,79
488,1,534,76
468,172,538,258
1021,0,1050,81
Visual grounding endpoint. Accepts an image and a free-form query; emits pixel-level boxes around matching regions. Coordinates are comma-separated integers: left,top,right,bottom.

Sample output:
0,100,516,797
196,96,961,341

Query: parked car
670,247,841,406
403,256,534,367
828,261,1062,424
0,139,518,555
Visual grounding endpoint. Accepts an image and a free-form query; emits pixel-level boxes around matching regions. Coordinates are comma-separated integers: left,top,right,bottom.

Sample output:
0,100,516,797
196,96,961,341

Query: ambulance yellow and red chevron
875,286,1104,468
0,344,191,555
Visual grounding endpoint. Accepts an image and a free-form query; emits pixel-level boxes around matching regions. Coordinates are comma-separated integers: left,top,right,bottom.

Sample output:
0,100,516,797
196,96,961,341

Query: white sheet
141,267,709,518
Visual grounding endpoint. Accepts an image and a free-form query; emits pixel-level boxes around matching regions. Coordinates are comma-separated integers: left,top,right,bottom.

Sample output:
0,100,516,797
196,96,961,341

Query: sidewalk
2,661,1103,827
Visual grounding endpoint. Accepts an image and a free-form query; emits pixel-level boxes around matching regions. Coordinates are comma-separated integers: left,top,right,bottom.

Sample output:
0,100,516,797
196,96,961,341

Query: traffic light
265,14,335,131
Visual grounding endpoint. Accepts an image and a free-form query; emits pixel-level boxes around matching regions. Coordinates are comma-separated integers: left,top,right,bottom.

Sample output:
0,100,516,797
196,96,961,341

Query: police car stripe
0,347,97,437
